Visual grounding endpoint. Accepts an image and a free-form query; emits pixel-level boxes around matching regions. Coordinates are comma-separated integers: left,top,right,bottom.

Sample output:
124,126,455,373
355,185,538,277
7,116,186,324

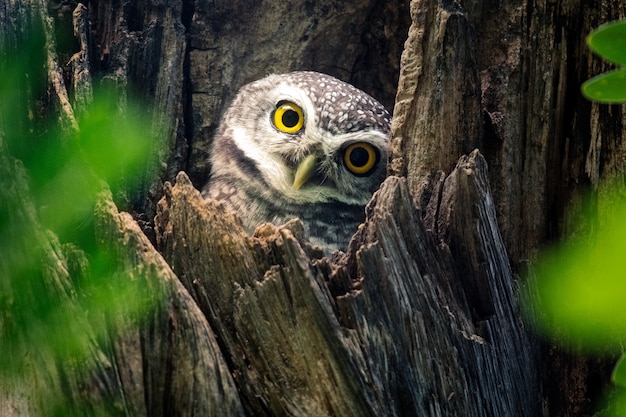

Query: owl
202,71,390,251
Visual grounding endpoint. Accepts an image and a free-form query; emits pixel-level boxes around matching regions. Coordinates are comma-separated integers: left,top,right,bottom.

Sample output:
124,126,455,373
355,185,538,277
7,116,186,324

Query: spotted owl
202,71,391,251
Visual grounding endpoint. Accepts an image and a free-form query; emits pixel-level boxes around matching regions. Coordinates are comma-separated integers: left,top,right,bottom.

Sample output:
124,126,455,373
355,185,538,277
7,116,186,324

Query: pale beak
293,154,317,190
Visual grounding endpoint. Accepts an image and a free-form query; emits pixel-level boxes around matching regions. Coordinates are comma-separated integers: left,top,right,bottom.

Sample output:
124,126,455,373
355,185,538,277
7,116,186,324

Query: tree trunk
1,0,625,416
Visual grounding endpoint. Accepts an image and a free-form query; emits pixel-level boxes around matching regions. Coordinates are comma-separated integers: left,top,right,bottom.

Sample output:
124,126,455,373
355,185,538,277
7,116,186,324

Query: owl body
203,71,390,251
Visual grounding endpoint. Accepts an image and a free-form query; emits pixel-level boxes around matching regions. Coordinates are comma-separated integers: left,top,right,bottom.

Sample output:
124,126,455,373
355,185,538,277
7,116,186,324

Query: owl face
212,72,390,207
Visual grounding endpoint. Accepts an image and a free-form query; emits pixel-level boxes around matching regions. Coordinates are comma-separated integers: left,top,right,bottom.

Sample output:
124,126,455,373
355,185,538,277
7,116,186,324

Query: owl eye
343,142,378,176
272,101,304,133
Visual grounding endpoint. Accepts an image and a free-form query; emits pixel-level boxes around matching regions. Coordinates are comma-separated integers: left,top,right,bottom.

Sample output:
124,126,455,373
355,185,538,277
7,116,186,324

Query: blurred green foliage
531,183,626,351
0,29,162,415
529,179,626,417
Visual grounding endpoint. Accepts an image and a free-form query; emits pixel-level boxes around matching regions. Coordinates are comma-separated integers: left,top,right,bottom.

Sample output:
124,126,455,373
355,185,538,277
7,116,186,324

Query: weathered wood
388,0,482,181
390,0,626,415
82,0,187,217
0,132,245,417
155,172,377,416
0,91,244,417
93,189,245,417
152,150,537,416
70,3,93,113
390,0,626,265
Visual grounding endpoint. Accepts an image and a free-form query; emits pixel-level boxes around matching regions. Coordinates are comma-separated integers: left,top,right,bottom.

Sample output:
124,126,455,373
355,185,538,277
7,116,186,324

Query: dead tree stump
149,149,538,416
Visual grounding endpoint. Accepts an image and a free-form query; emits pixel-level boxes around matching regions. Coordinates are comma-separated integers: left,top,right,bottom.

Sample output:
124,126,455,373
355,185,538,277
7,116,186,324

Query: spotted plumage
202,71,390,251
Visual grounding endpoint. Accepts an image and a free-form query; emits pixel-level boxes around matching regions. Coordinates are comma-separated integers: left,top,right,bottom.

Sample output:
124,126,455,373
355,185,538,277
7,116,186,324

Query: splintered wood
152,152,537,416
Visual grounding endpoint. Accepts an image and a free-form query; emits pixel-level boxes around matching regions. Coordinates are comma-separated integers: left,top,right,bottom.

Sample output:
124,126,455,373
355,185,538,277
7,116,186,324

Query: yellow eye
272,102,304,133
343,142,378,175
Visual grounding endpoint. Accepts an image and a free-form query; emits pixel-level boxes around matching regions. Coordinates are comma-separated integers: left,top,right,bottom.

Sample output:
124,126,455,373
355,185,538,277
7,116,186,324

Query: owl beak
293,154,317,190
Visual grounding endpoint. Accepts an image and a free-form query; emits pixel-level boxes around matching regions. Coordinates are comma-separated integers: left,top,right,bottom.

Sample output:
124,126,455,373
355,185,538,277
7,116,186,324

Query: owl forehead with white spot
285,72,391,135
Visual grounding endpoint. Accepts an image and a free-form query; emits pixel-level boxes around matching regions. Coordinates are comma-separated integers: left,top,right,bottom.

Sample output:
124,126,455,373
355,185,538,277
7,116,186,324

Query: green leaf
613,355,626,388
530,183,626,351
581,69,626,103
587,20,626,65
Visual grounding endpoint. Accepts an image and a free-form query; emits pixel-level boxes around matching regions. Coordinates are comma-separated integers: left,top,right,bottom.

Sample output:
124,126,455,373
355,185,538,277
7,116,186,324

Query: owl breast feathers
202,71,391,252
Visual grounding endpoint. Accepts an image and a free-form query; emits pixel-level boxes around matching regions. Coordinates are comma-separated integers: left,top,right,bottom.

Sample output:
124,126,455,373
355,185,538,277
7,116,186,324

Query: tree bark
1,0,625,416
152,151,537,416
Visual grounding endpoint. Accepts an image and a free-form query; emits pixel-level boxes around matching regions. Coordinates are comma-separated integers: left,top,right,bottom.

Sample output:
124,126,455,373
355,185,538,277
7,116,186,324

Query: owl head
210,71,390,210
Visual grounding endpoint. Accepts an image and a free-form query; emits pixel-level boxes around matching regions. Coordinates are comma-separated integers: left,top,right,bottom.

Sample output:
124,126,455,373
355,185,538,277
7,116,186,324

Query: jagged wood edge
154,149,538,416
92,189,245,417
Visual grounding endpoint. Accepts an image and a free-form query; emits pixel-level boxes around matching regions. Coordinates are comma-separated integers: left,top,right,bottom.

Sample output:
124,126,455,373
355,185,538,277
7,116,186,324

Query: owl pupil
282,110,300,128
349,147,370,167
